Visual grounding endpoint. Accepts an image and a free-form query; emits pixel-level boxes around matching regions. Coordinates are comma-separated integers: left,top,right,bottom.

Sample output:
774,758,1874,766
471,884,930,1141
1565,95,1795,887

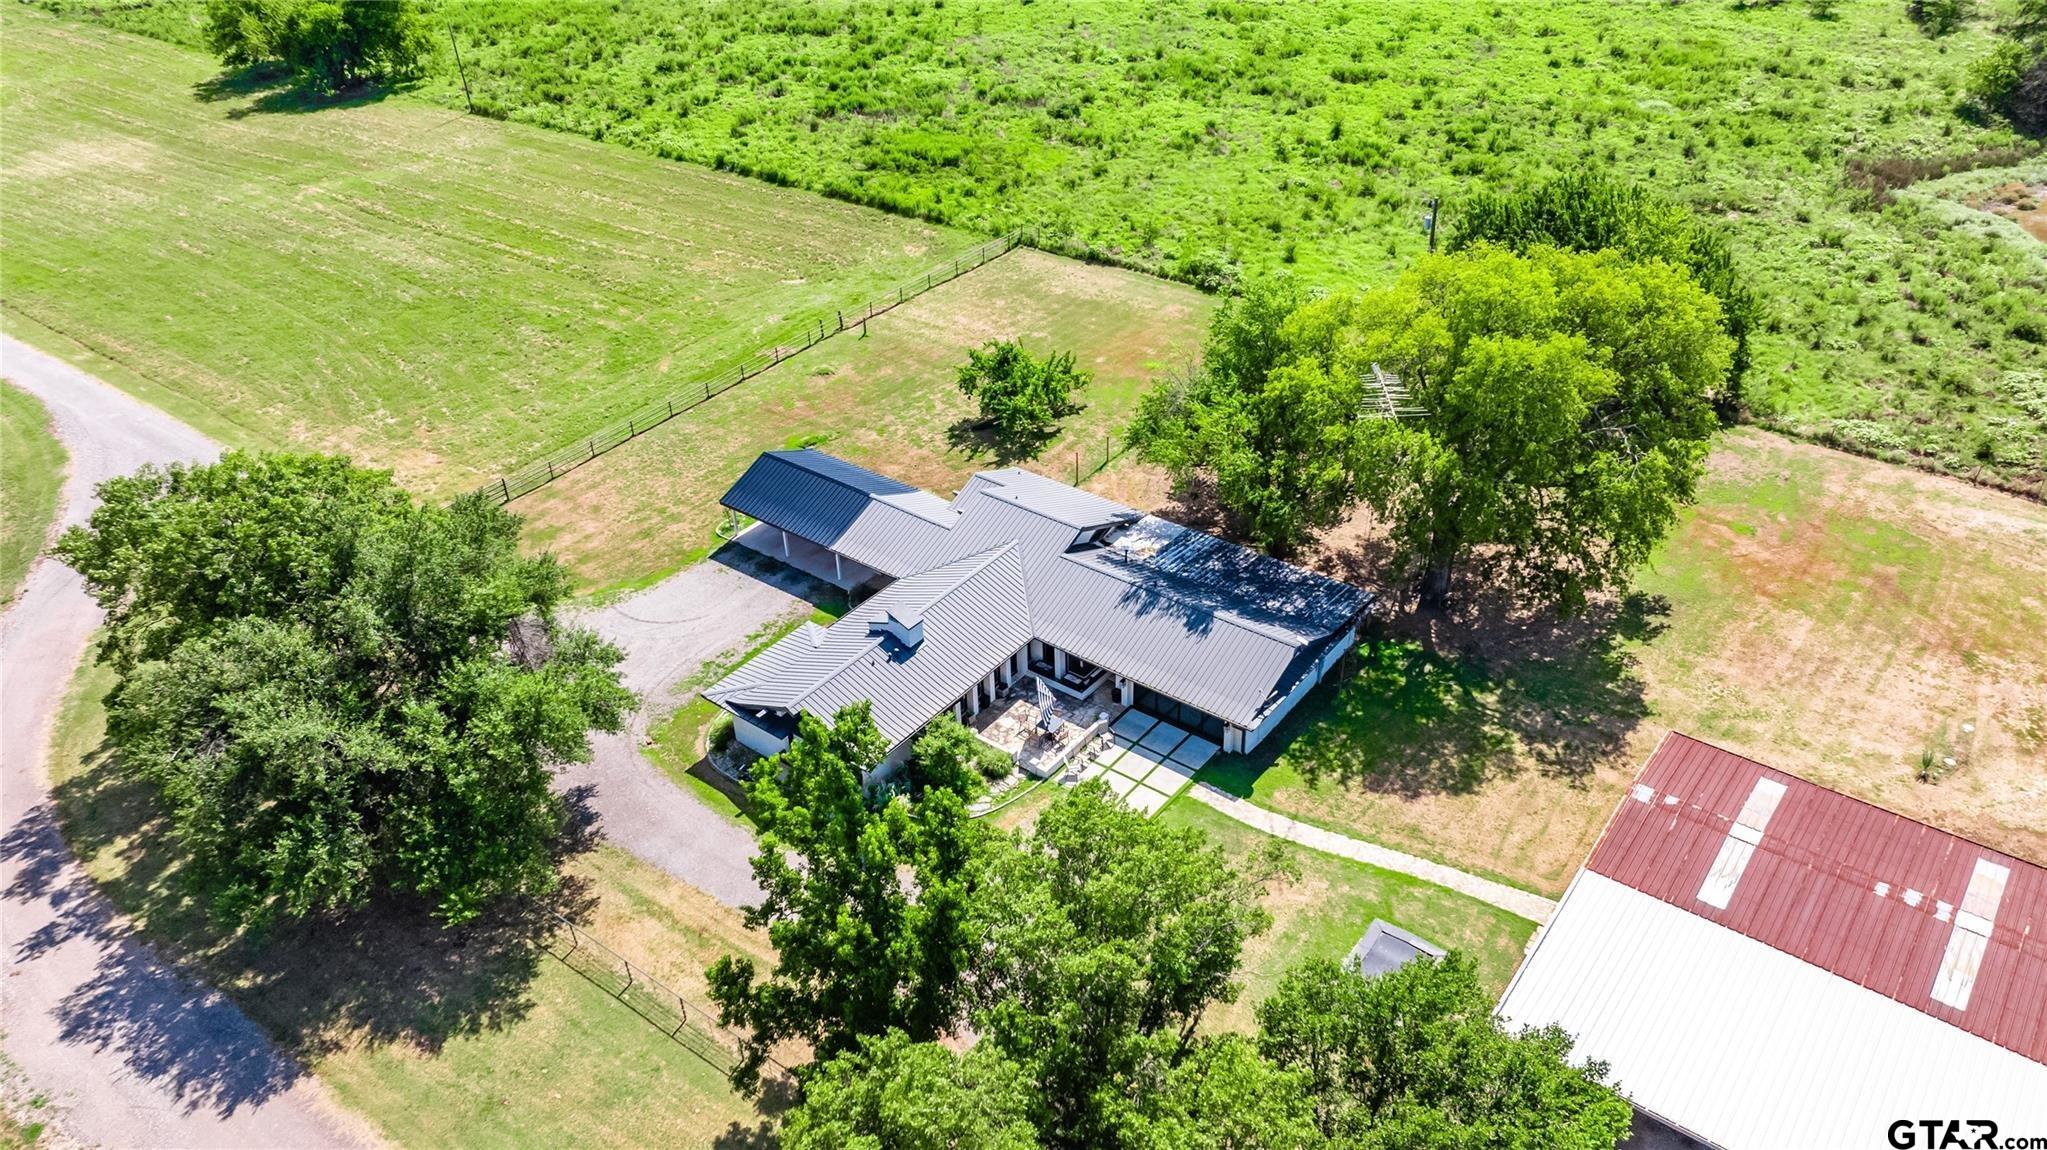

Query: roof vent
869,609,924,649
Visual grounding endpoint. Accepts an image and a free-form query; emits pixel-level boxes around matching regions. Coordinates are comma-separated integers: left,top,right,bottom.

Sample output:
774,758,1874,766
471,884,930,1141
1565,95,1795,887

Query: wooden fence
476,230,1028,504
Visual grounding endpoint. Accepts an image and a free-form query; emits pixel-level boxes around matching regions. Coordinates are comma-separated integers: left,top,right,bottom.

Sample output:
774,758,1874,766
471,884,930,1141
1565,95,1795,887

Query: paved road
1188,782,1559,924
561,551,811,908
1,336,375,1149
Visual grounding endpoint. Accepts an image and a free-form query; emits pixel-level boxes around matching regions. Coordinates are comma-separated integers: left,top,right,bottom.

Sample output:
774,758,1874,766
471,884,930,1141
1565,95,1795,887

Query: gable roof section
955,468,1141,529
1586,732,2047,1062
721,450,957,577
1499,732,2047,1148
706,544,1034,747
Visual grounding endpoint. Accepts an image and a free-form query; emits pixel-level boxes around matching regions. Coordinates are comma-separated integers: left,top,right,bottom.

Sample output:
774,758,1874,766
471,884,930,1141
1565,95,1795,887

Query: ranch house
703,449,1369,782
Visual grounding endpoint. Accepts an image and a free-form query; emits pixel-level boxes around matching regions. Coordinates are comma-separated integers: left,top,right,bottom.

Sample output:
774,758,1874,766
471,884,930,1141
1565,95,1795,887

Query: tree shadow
710,1076,797,1149
945,416,1064,467
1204,583,1665,802
33,735,604,1077
191,65,407,120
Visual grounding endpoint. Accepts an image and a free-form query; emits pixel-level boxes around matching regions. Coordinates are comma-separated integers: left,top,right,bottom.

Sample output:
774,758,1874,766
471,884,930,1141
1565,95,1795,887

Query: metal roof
1588,733,2047,1063
1500,871,2047,1150
721,450,957,577
713,451,1370,733
1498,733,2047,1150
705,544,1033,748
954,468,1140,529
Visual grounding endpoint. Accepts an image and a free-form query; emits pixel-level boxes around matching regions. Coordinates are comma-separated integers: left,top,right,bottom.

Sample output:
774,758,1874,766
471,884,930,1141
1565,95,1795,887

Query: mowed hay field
517,246,1211,591
48,657,784,1150
1199,430,2047,897
0,11,976,498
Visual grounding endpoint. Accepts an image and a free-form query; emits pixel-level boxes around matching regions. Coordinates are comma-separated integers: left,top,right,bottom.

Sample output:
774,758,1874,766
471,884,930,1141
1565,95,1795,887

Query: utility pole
448,24,474,114
1422,196,1439,254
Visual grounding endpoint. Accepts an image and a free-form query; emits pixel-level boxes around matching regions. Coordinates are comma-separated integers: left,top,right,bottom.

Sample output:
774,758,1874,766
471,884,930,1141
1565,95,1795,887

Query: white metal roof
1498,870,2047,1149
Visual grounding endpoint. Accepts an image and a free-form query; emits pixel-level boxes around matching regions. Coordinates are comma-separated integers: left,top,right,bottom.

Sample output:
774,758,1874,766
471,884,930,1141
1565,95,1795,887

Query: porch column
986,670,998,700
1116,676,1133,706
780,529,791,557
834,551,843,583
1053,648,1067,678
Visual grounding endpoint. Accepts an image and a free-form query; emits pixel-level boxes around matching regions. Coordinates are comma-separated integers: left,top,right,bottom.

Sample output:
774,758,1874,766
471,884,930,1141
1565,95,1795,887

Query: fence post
628,418,636,437
500,477,511,503
546,460,556,480
588,439,597,462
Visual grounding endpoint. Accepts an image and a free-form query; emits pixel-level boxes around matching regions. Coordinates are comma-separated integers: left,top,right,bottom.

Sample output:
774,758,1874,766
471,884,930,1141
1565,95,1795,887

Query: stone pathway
1186,783,1558,924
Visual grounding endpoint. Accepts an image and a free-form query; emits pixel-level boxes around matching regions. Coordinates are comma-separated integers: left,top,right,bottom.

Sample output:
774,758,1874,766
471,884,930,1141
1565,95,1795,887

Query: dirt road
0,335,373,1149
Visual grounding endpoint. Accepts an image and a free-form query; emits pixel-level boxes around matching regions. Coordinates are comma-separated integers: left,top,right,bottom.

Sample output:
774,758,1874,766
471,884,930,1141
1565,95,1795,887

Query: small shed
1345,919,1445,978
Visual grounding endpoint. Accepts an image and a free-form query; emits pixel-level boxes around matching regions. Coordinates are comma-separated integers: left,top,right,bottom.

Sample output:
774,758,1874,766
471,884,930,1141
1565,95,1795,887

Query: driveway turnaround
560,551,813,909
0,336,374,1148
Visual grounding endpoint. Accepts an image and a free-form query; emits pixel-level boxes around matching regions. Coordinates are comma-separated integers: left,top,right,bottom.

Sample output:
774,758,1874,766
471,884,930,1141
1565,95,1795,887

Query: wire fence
1067,428,1130,487
476,229,1029,505
542,911,778,1077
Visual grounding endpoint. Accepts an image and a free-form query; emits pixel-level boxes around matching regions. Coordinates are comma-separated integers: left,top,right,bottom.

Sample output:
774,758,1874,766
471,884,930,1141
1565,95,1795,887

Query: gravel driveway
559,549,814,909
0,336,375,1148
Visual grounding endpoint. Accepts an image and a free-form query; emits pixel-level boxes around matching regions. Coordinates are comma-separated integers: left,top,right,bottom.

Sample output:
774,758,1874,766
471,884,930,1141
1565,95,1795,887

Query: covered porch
730,518,887,594
969,674,1122,779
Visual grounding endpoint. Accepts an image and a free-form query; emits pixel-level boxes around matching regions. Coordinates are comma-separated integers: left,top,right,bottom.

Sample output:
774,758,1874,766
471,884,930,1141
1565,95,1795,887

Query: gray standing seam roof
711,451,1370,738
705,544,1034,747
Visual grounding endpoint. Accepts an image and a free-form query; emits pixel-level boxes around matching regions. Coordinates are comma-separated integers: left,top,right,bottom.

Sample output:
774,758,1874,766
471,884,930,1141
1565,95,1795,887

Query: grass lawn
44,0,2043,494
1155,798,1535,1030
517,245,1211,590
0,382,66,604
48,656,785,1150
1201,429,2047,898
0,10,977,500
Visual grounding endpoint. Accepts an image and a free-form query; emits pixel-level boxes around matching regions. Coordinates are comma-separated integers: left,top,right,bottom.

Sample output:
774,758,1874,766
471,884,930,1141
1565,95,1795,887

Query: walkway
1186,783,1558,924
0,335,374,1148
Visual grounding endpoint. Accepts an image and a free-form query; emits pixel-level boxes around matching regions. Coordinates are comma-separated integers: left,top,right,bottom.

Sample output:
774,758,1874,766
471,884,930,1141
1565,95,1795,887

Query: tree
1450,171,1759,421
972,784,1291,1147
781,1031,1041,1150
956,339,1090,456
1125,1034,1323,1150
54,452,631,925
909,715,1013,797
1344,246,1730,610
1126,275,1358,553
1969,0,2047,134
204,0,433,94
1907,0,1971,37
707,703,987,1089
1257,956,1632,1149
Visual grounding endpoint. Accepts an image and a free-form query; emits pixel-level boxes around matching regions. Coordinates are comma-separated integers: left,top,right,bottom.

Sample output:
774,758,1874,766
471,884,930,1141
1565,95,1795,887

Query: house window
1133,686,1225,743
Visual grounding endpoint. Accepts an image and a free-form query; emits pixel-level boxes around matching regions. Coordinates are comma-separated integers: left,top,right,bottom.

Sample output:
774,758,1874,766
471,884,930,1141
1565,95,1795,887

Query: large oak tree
55,451,631,925
1343,245,1731,610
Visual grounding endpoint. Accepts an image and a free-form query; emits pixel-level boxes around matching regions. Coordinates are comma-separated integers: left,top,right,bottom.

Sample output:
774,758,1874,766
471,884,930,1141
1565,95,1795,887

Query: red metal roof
1587,732,2047,1065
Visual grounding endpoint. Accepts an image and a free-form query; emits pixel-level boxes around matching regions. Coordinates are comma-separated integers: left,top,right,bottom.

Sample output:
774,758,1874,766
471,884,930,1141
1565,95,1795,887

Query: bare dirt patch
1969,180,2047,242
1179,429,2046,894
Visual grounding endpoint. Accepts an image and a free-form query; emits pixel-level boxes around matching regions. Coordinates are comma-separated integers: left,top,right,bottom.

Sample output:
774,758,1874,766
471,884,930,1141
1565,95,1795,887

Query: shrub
708,712,737,753
204,0,434,94
955,339,1089,456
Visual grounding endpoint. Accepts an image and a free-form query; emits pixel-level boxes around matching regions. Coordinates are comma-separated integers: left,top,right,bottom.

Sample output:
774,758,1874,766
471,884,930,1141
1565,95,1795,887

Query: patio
971,676,1121,779
1072,710,1219,817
